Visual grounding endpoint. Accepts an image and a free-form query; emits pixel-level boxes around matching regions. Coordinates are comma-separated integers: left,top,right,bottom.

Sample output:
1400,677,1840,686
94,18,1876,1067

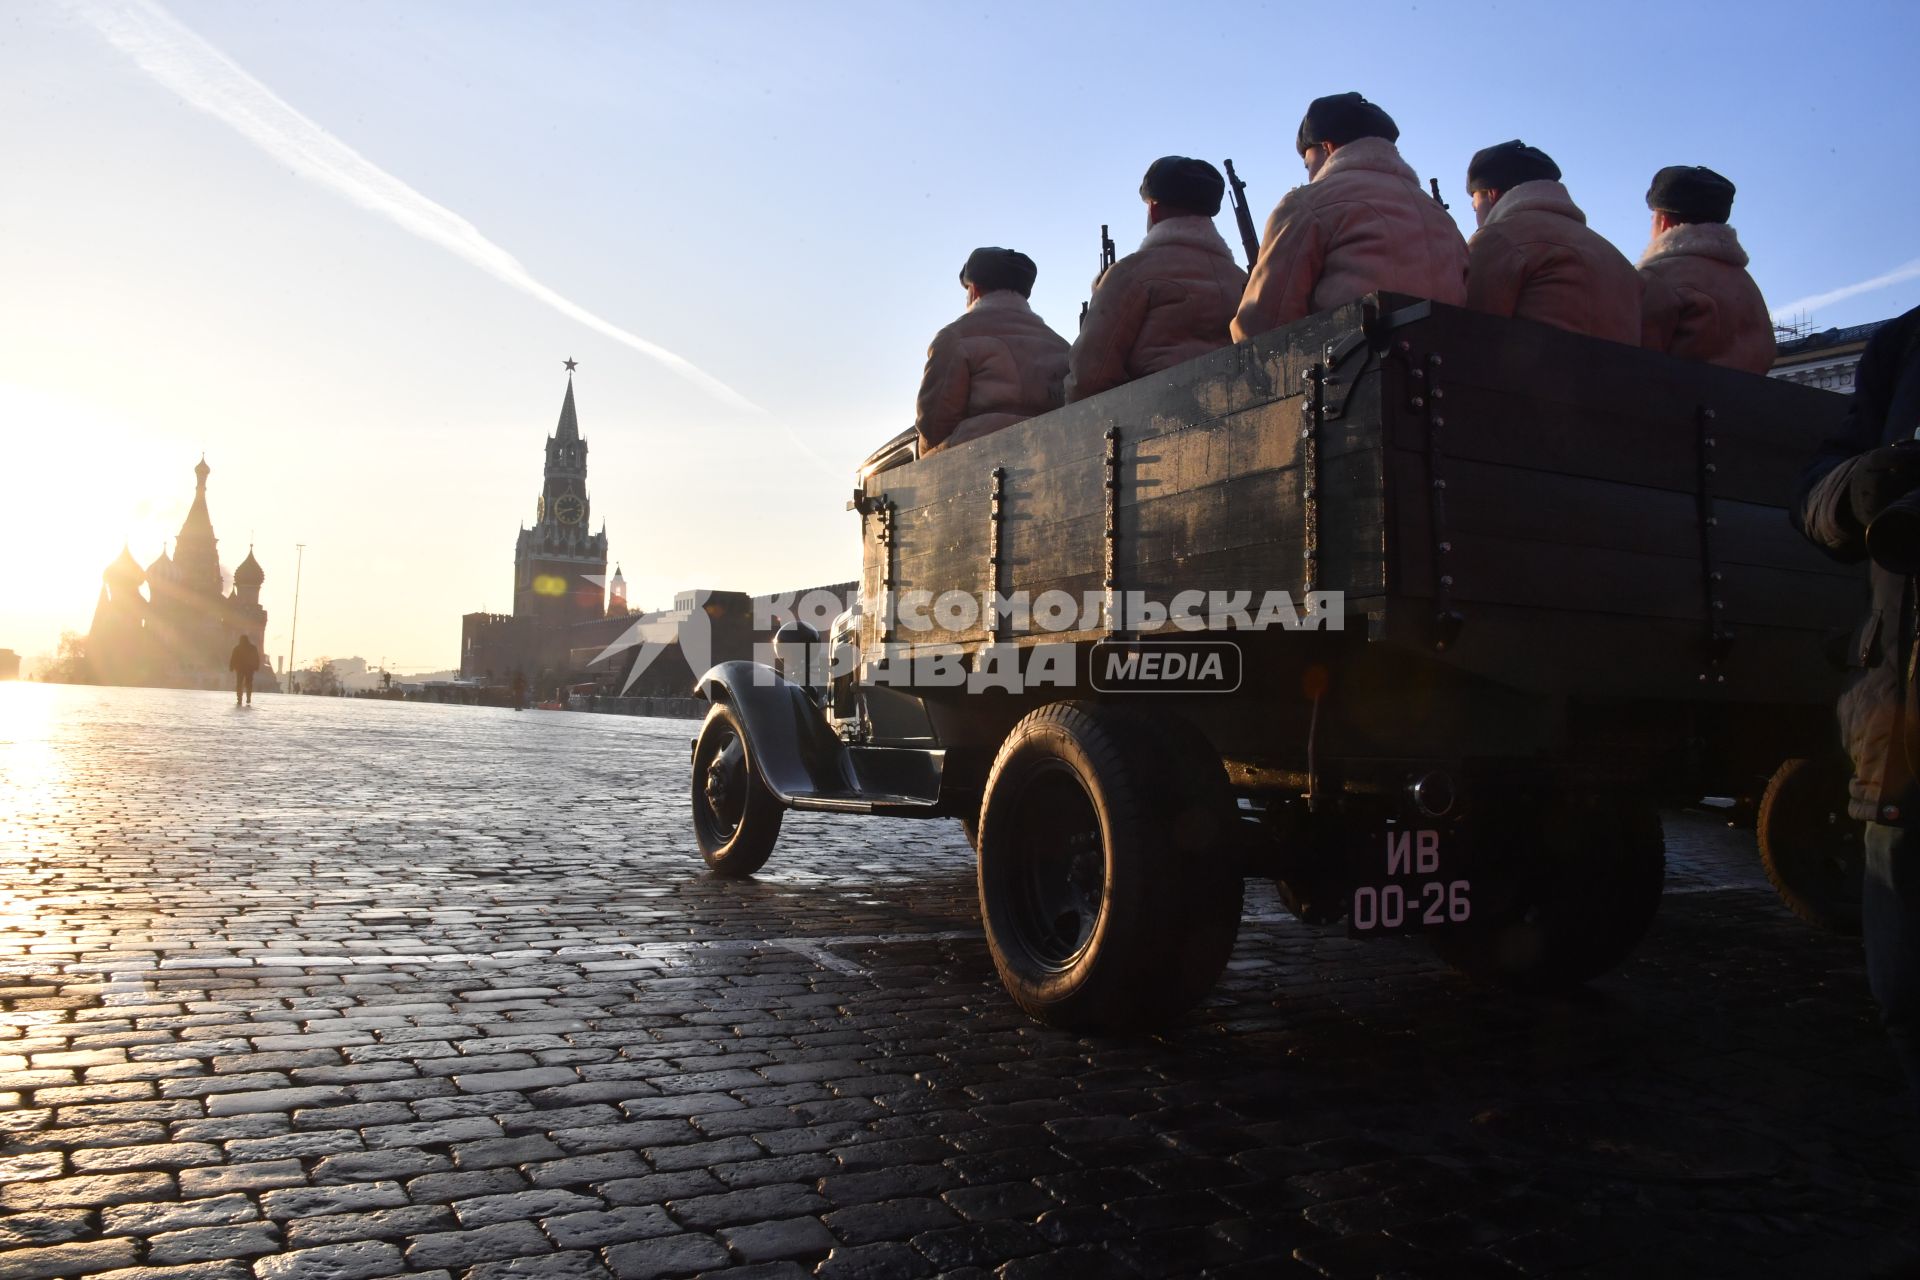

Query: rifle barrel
1224,158,1261,271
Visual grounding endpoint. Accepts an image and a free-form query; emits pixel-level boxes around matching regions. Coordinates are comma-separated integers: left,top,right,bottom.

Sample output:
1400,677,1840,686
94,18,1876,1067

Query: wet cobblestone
0,684,1915,1277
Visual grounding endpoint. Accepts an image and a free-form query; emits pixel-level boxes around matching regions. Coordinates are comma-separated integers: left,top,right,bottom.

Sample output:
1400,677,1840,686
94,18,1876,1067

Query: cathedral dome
234,548,265,586
105,545,145,586
146,549,174,581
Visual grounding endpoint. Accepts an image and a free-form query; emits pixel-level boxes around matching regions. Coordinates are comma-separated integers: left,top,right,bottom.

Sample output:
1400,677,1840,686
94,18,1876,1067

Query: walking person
229,633,259,706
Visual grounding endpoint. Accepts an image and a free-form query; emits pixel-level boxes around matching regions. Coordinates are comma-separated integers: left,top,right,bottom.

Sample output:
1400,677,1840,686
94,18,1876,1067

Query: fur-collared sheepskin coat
915,291,1071,454
1231,137,1467,341
1464,180,1643,344
1638,222,1776,375
1067,216,1249,402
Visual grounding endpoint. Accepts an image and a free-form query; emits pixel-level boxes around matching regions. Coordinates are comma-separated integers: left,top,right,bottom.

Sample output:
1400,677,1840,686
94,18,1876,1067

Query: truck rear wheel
691,701,783,877
975,702,1242,1030
1429,791,1664,993
1757,757,1862,935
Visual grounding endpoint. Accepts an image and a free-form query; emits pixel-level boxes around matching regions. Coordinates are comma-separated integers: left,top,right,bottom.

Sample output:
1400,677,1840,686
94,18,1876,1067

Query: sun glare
0,681,67,857
0,382,196,655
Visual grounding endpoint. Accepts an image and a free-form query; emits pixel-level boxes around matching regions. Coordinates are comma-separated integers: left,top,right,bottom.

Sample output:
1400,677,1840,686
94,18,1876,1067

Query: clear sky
4,0,1917,671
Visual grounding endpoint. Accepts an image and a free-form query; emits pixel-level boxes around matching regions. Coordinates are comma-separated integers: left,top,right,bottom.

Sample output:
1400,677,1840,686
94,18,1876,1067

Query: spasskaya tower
513,361,610,627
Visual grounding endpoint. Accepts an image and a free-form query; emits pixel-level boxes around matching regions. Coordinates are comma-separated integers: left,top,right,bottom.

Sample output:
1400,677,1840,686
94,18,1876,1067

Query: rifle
1080,224,1118,328
1429,177,1450,211
1224,159,1260,270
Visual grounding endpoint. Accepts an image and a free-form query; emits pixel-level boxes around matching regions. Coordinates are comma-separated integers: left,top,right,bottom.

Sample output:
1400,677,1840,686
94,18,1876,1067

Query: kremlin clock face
536,495,546,522
556,495,586,525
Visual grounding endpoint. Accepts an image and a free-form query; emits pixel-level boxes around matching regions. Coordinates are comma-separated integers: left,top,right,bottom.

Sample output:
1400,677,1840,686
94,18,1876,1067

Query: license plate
1349,826,1472,936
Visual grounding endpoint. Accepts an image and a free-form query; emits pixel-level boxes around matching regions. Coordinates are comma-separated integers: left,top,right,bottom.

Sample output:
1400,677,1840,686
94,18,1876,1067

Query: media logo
1090,640,1242,693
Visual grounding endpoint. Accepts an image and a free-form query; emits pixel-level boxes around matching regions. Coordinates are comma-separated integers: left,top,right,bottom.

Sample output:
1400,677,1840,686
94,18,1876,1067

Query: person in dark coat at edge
1793,304,1920,1114
229,633,259,706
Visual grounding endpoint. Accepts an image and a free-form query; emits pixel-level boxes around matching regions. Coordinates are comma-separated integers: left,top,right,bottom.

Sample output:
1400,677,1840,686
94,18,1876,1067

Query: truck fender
694,661,852,805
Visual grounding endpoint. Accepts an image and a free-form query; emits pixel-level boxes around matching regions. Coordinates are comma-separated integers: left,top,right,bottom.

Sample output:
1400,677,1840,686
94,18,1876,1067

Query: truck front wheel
691,701,783,877
976,702,1243,1030
1429,791,1664,993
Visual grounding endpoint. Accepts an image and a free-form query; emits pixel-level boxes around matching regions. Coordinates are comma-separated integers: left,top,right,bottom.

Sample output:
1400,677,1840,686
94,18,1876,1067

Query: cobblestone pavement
1,684,1914,1280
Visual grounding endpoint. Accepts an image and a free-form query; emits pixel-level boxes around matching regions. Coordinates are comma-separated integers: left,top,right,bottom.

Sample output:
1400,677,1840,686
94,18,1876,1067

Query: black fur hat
1296,92,1399,155
1467,140,1562,194
1647,165,1736,223
960,247,1038,297
1140,156,1227,216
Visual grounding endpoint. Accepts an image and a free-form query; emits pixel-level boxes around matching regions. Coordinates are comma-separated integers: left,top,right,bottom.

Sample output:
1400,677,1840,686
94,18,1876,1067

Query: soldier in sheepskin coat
1462,141,1642,346
915,248,1070,455
1637,165,1775,375
1068,157,1249,402
1232,93,1466,341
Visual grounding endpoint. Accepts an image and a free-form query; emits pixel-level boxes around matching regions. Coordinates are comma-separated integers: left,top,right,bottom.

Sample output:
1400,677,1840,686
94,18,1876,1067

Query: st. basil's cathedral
86,457,278,690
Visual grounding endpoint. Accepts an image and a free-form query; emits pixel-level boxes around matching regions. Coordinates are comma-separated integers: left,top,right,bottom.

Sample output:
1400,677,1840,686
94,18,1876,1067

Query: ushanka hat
1296,92,1399,154
1140,156,1227,216
1647,165,1736,223
960,247,1038,297
1467,140,1562,193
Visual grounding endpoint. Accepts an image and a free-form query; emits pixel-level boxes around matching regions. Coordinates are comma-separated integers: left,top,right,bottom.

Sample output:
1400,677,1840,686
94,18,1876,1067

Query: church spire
555,370,580,443
173,456,222,597
180,456,215,543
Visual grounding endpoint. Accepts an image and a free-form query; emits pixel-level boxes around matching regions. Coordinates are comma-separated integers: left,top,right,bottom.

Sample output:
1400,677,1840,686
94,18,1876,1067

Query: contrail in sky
1773,257,1920,322
65,0,761,414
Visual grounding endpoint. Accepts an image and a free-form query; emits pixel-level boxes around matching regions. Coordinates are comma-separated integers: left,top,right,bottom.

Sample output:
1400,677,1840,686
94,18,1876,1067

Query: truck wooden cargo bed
855,294,1856,775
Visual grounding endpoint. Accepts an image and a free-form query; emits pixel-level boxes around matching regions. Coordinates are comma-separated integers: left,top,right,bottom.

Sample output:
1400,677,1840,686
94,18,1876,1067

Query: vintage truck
689,294,1863,1030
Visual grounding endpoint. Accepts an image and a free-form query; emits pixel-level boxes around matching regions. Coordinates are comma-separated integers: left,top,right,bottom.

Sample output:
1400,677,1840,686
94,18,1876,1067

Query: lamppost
287,544,305,694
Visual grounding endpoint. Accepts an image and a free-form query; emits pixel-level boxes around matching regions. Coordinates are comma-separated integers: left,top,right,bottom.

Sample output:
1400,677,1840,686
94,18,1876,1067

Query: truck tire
691,701,783,877
1430,791,1664,994
1757,757,1862,935
975,702,1243,1030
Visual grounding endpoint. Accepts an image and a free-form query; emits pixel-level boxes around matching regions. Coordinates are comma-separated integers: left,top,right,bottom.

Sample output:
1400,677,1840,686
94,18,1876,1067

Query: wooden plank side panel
1390,303,1848,506
1385,452,1861,578
1397,523,1856,631
1375,602,1845,706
